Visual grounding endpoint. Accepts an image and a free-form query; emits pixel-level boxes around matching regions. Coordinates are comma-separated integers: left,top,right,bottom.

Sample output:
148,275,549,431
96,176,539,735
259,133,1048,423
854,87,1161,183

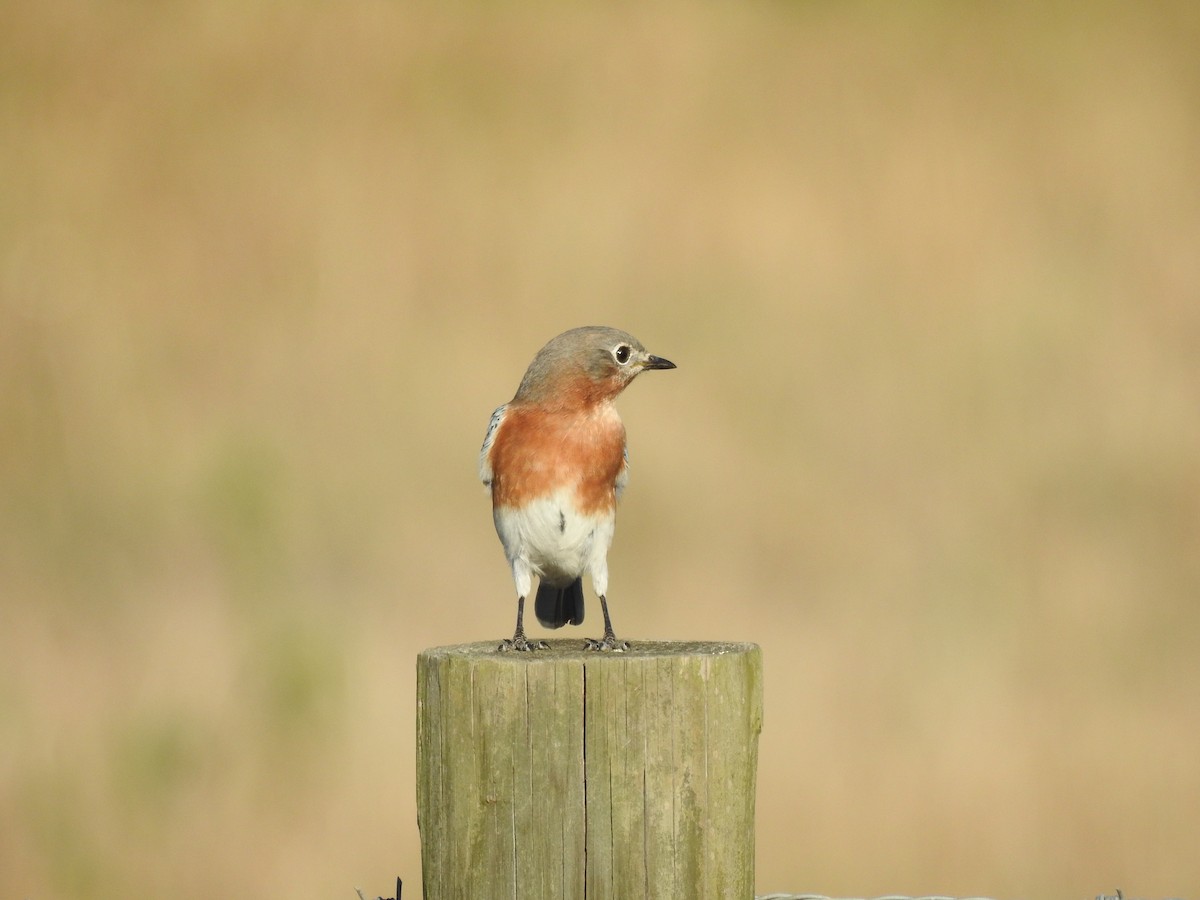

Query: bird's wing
479,404,508,489
615,443,630,499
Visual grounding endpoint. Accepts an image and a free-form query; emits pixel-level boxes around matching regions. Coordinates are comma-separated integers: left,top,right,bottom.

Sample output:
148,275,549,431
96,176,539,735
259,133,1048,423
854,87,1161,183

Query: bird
479,326,676,652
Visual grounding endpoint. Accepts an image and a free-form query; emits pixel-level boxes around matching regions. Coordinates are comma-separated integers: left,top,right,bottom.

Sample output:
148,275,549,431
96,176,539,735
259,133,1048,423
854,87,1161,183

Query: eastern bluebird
479,326,676,652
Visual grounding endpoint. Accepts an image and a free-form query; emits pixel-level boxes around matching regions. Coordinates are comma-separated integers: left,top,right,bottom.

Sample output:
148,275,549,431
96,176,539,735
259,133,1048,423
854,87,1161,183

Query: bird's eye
614,345,632,365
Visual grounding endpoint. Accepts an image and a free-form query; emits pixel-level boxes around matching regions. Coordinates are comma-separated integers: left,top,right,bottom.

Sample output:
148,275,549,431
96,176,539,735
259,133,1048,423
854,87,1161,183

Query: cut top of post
420,638,759,661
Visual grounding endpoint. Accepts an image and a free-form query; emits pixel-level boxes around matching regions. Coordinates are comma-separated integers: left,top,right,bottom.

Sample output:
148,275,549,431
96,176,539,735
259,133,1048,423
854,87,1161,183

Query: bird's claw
584,634,630,652
499,635,548,652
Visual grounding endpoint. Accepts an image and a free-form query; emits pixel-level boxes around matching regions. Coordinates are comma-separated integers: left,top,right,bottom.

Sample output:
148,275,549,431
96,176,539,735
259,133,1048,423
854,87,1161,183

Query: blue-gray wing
479,404,507,489
615,443,630,499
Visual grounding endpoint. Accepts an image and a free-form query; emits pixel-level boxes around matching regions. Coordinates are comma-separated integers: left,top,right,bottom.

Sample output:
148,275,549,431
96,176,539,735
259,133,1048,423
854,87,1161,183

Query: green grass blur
3,2,1199,897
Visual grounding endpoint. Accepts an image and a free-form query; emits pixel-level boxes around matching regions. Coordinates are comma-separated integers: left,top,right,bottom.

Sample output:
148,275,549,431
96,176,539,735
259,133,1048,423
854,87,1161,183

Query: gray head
513,325,676,408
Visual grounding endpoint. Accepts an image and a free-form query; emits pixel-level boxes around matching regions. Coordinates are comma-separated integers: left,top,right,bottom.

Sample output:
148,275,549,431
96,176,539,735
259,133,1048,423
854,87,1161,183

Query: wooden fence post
416,639,763,899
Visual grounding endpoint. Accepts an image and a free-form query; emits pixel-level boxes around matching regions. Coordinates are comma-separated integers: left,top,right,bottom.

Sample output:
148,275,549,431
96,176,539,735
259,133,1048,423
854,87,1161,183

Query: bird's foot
499,634,548,652
584,633,630,652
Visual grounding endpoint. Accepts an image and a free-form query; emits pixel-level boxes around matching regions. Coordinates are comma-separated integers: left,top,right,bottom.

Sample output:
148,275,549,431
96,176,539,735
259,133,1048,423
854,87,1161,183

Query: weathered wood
417,639,763,900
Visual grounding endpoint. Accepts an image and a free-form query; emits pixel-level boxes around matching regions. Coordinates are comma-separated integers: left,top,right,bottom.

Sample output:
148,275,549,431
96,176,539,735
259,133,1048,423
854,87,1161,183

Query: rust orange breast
488,403,627,516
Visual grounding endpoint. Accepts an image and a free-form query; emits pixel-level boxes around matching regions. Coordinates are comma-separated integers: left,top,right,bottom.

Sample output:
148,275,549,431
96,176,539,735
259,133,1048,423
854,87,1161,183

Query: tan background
3,3,1198,898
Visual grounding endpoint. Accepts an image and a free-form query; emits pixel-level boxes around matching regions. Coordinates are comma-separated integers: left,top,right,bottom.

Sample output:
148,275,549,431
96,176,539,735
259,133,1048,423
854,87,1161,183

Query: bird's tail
534,579,585,628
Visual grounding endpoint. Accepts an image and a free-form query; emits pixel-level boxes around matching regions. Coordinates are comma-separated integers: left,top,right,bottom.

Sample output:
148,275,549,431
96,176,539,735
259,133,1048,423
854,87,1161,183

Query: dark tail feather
534,579,585,628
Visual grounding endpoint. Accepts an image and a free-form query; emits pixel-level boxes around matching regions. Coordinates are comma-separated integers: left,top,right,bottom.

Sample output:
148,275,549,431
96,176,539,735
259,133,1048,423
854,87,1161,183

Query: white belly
493,489,615,597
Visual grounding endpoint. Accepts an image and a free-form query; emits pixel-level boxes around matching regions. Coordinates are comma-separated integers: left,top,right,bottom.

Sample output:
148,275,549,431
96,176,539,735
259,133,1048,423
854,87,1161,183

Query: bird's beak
642,354,676,371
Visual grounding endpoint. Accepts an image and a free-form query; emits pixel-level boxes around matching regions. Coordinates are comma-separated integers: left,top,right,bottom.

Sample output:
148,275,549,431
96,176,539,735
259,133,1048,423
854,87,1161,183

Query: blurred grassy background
3,2,1199,897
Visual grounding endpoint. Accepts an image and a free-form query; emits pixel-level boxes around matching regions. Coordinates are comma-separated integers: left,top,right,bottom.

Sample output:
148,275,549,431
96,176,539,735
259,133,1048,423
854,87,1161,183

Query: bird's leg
584,595,629,652
499,595,547,652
